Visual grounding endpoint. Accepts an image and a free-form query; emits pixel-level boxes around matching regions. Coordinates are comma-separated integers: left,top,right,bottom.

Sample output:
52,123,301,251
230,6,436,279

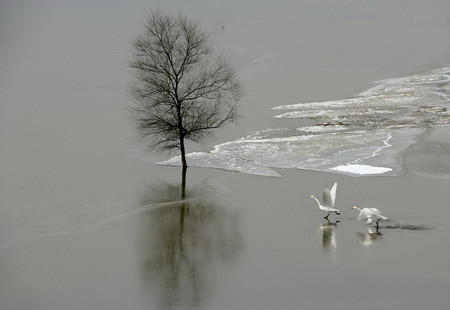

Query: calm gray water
1,170,448,310
1,0,449,309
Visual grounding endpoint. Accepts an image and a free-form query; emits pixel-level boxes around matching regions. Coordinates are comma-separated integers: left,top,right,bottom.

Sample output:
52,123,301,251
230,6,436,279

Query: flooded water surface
1,170,448,310
1,0,449,309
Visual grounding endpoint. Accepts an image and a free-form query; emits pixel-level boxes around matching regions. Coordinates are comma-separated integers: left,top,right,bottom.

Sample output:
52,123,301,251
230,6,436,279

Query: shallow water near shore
1,0,449,309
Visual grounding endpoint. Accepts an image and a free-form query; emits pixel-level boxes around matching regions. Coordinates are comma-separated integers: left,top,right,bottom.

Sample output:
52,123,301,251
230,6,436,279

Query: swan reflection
356,228,383,247
138,183,243,310
319,220,340,251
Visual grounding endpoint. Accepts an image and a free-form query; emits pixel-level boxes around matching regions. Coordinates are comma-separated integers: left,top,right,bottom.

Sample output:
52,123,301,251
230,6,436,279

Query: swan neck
311,195,321,206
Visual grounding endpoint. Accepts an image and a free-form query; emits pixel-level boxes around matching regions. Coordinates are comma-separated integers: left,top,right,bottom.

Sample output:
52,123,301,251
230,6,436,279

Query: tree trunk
181,165,187,200
180,136,188,200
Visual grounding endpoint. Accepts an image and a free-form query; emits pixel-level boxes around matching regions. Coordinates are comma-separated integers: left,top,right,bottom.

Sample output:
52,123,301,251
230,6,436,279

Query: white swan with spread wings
310,182,340,220
352,206,387,229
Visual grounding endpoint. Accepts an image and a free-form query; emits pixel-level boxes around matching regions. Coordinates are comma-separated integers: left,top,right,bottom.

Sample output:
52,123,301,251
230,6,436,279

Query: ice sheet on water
296,125,348,133
159,128,425,176
158,66,449,177
275,107,399,120
159,152,282,177
273,66,450,129
273,93,429,111
379,69,450,85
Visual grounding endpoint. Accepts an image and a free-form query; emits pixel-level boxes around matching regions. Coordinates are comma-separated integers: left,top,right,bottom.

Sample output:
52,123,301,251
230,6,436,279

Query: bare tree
129,11,243,197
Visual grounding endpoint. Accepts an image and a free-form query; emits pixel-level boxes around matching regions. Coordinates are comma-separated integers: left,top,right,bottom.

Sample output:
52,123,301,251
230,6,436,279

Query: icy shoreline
158,66,450,178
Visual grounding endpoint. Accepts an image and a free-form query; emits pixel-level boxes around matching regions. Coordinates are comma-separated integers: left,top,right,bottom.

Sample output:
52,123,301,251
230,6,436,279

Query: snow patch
330,164,392,175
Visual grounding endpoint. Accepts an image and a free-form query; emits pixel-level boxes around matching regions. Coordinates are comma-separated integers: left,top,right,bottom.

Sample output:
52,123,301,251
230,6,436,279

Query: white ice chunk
297,125,348,133
330,164,392,175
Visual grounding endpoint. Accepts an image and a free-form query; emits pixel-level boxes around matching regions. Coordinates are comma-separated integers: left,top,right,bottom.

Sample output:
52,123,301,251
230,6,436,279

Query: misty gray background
0,1,449,310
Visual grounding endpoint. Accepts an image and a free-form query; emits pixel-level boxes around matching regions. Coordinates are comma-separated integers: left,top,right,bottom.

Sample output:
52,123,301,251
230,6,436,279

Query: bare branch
129,10,243,163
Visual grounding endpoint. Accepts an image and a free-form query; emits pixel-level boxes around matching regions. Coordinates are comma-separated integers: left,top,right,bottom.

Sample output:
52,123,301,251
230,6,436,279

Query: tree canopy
129,11,243,170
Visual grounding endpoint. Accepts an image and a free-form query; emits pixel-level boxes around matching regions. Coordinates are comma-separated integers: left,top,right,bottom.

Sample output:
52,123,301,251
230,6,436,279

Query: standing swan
352,206,387,229
310,182,340,219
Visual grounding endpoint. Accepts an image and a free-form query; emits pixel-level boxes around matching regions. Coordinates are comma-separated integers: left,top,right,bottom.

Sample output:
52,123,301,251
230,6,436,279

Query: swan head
352,206,358,210
310,195,315,199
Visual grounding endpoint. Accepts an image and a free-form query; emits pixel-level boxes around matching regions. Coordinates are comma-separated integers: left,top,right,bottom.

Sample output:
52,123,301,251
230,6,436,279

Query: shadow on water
137,182,243,310
382,223,433,231
375,217,434,231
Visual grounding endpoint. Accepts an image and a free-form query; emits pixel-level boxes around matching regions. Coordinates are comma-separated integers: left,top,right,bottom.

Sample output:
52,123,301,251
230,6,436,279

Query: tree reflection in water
138,183,243,310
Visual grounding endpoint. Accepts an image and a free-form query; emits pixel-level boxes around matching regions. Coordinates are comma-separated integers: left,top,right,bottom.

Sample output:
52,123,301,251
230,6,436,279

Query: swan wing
365,217,374,224
369,208,387,220
322,206,340,212
330,182,338,206
369,208,382,214
357,208,374,221
322,188,333,207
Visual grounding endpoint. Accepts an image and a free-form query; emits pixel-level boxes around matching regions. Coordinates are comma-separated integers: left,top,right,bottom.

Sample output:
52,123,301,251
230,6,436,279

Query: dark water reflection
137,183,243,310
